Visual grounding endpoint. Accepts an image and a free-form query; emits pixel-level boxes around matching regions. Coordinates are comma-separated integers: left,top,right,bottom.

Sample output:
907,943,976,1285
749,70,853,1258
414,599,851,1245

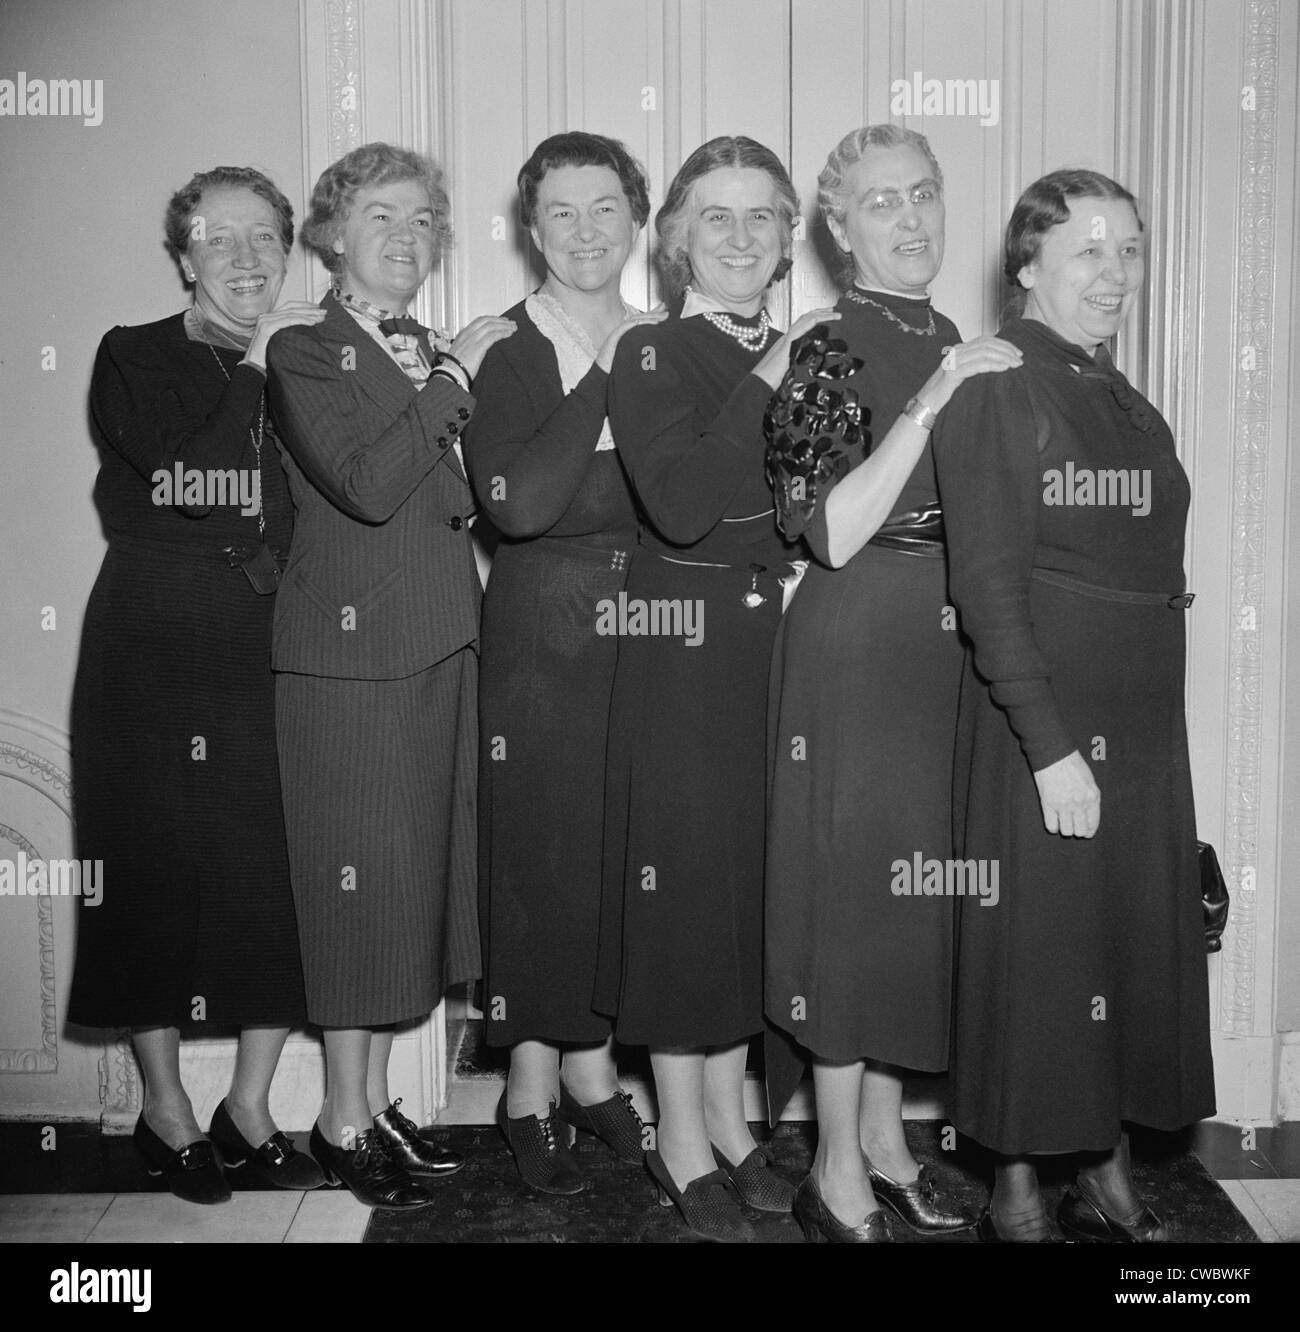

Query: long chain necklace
701,307,773,352
844,286,936,337
206,341,266,540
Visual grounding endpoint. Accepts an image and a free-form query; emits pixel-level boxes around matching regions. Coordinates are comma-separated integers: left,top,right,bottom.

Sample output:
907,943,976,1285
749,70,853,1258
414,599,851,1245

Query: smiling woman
67,165,328,1206
264,141,517,1211
593,136,839,1242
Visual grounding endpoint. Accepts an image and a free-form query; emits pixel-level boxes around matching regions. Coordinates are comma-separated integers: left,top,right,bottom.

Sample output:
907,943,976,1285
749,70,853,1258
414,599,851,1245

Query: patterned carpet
362,1120,1258,1244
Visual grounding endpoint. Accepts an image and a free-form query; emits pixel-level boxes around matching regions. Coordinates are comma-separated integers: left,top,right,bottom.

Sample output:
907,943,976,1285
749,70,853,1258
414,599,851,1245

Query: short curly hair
655,136,800,297
816,125,944,288
1004,168,1142,297
164,166,294,262
518,131,651,229
302,142,452,274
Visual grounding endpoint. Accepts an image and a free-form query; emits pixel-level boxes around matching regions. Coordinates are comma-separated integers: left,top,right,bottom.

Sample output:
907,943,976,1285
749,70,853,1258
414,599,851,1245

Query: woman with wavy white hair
765,124,1020,1242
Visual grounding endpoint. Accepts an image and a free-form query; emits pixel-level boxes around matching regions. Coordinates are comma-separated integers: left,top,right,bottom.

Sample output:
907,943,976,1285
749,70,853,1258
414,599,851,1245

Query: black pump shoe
558,1085,646,1163
864,1159,977,1233
309,1123,433,1209
371,1098,465,1178
646,1149,754,1243
792,1174,892,1244
133,1114,231,1205
208,1099,325,1190
496,1092,585,1195
1057,1182,1169,1242
711,1143,796,1213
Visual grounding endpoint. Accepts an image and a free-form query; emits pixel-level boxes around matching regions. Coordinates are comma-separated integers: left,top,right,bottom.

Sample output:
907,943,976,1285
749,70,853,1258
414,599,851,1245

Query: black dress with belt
765,292,964,1104
594,305,799,1048
932,317,1215,1154
68,314,306,1028
468,300,635,1046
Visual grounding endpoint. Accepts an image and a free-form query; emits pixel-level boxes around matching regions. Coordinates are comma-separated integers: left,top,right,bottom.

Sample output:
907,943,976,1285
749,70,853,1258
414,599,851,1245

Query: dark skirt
594,554,786,1047
765,545,962,1082
276,650,480,1028
949,578,1216,1154
67,543,307,1028
479,538,628,1045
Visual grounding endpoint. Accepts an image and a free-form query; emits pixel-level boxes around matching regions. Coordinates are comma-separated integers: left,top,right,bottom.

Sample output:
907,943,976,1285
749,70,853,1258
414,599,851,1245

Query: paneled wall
2,0,1296,1127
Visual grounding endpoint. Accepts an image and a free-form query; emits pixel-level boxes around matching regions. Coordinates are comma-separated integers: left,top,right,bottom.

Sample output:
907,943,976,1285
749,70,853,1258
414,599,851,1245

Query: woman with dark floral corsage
764,125,1020,1243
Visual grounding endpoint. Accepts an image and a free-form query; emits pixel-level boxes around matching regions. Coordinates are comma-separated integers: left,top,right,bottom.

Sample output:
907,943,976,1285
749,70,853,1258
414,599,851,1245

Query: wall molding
1221,0,1279,1038
0,821,57,1073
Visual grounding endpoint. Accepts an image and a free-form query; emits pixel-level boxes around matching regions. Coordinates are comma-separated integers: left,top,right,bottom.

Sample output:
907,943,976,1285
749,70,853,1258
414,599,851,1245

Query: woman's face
532,163,638,297
827,144,945,296
1019,196,1145,350
183,186,287,332
684,166,785,315
332,177,438,312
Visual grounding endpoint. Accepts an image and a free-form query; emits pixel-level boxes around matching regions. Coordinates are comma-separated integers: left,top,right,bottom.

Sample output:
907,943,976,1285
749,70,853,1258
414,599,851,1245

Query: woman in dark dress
267,143,516,1209
68,167,326,1203
596,137,833,1242
468,132,665,1193
764,126,1021,1243
932,170,1215,1242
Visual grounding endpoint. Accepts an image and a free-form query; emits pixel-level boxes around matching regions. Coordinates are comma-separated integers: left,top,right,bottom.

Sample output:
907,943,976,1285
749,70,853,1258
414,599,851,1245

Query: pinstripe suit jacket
266,292,481,679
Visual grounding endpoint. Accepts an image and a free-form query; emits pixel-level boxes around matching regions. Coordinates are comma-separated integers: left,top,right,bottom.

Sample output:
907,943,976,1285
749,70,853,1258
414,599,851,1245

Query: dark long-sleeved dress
593,305,799,1047
932,316,1215,1154
67,314,306,1028
468,299,635,1046
765,292,964,1107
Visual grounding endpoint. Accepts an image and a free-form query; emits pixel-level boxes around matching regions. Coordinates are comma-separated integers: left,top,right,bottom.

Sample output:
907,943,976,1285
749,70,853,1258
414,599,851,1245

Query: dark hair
1004,168,1143,301
302,142,452,274
655,136,800,295
164,166,294,262
518,131,651,229
818,124,944,288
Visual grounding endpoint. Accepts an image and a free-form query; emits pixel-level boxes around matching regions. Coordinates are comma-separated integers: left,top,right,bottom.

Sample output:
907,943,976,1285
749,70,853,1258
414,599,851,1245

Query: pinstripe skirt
275,649,480,1027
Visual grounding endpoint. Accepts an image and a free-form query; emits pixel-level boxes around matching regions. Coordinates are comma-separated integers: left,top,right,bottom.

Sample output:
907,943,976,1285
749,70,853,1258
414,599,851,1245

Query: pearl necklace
701,308,773,352
844,286,936,336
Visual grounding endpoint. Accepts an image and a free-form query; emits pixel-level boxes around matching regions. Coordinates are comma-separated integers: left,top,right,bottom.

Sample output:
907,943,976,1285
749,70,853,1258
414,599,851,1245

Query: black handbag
1198,841,1230,953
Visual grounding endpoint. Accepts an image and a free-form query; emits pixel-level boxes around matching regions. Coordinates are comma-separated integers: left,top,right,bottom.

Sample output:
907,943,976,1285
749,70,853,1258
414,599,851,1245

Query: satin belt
1031,567,1195,610
867,503,946,556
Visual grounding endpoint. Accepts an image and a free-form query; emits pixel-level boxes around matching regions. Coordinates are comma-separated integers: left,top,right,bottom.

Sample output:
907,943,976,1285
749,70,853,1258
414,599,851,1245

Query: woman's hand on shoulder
753,307,840,390
1032,750,1100,838
596,307,669,373
917,335,1022,416
243,301,328,370
449,316,518,379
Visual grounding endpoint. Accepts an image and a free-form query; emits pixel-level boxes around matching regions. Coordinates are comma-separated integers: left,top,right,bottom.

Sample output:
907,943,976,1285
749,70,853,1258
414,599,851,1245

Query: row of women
69,122,1214,1243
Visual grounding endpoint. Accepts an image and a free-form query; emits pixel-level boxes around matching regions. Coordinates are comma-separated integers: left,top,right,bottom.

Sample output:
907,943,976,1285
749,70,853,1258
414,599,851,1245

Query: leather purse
1198,841,1229,953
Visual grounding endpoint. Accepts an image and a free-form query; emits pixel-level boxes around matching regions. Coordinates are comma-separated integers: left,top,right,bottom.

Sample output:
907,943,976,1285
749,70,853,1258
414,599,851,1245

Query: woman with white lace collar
466,132,665,1196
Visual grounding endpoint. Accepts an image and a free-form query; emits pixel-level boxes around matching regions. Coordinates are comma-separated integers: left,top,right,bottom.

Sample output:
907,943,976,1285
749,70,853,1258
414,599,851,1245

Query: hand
753,307,841,390
1032,750,1100,838
448,316,517,379
915,334,1023,415
596,308,669,373
244,301,328,369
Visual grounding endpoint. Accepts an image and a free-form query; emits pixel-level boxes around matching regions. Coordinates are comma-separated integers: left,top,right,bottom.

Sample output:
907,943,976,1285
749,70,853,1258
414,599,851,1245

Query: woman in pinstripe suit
267,143,515,1209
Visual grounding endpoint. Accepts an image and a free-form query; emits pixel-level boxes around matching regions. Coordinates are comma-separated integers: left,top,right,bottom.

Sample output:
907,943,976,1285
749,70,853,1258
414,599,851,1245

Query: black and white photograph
0,0,1295,1303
